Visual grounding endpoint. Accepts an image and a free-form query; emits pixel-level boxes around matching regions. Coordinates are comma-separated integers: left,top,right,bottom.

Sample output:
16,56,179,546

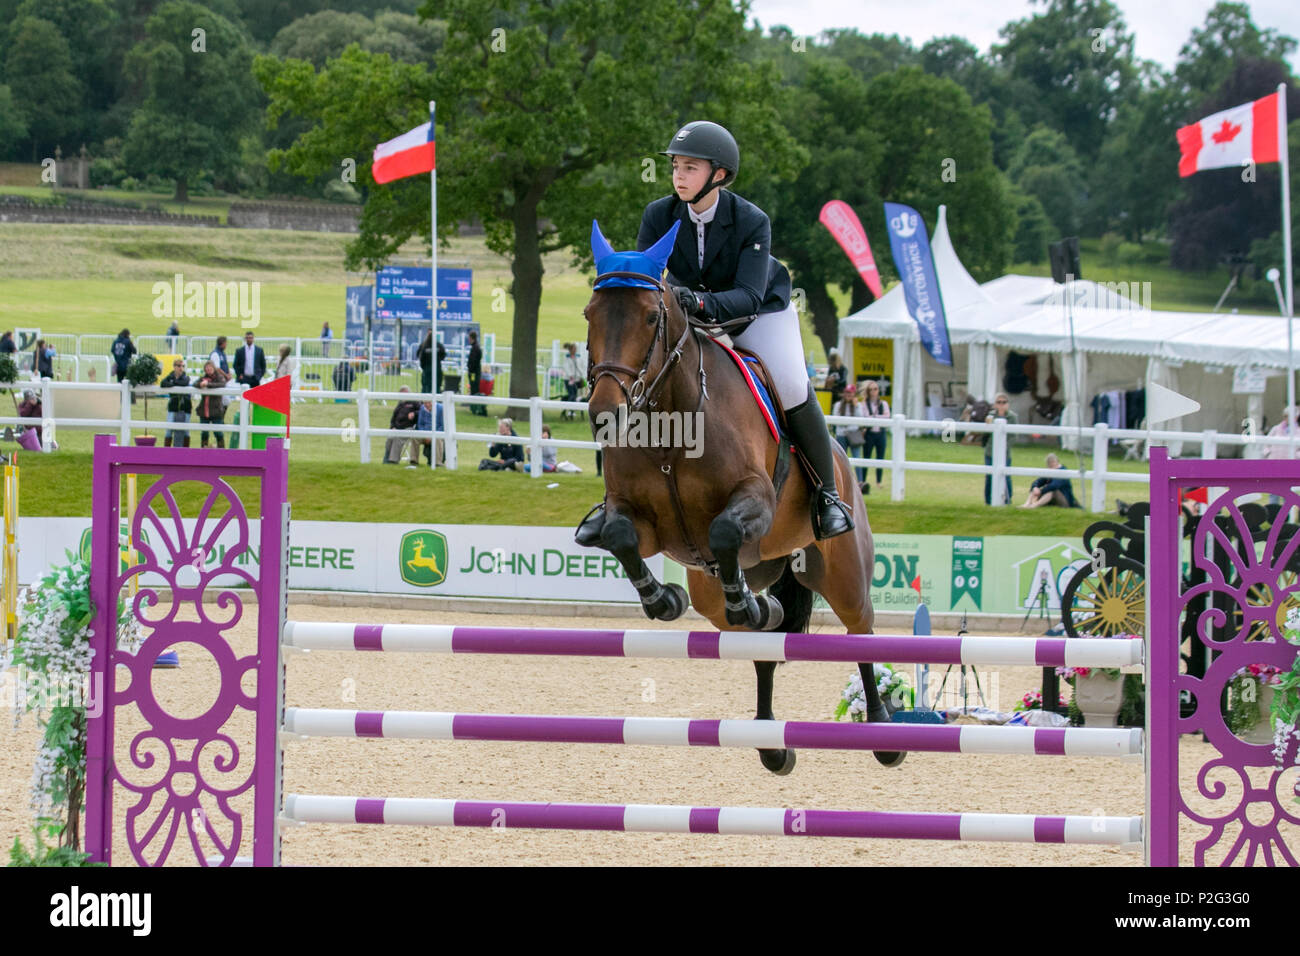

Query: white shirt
687,199,718,269
244,344,256,376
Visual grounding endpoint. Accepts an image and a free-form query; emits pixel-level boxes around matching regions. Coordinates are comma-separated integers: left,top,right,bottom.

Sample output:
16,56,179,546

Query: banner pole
430,100,438,471
1278,84,1295,456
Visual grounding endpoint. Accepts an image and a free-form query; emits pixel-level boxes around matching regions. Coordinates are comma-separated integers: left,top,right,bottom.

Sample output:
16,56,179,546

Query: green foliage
1009,126,1086,238
125,353,162,387
1174,2,1298,99
0,354,18,384
1099,232,1123,266
3,17,83,157
1010,184,1051,264
0,84,29,154
10,828,98,866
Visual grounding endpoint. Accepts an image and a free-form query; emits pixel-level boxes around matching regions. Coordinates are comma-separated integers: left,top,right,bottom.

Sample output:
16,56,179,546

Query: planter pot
133,436,156,446
1242,685,1278,745
1075,672,1124,727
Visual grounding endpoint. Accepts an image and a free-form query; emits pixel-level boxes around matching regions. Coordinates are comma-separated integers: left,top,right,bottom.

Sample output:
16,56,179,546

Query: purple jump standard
282,794,1144,845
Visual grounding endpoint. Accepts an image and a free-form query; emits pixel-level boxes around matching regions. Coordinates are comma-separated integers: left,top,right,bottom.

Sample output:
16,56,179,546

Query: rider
576,120,854,545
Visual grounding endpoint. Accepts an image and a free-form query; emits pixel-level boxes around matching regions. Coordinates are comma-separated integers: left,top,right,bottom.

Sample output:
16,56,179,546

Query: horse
581,220,905,773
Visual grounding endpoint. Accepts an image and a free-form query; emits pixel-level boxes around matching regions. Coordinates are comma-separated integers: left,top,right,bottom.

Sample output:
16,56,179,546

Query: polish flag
1176,92,1280,177
372,121,436,184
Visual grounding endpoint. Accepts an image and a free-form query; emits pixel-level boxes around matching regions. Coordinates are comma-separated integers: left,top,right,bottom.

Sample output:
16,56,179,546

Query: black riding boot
575,500,606,548
785,387,854,539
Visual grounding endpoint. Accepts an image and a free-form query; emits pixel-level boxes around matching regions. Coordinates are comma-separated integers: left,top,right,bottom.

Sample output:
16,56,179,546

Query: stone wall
227,201,360,233
0,196,219,227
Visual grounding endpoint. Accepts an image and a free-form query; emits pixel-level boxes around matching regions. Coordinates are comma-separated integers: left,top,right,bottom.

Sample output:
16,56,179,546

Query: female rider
577,120,853,544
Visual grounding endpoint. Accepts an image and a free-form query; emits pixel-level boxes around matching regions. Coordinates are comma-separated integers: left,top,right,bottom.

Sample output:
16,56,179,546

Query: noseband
588,272,696,412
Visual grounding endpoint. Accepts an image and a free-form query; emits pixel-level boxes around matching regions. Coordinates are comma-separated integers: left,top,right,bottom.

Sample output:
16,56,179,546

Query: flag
372,120,436,184
1176,92,1280,177
244,376,291,440
883,202,952,366
818,200,884,299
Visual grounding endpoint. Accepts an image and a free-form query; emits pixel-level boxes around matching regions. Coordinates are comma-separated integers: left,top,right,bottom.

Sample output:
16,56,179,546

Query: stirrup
812,489,854,540
574,501,607,547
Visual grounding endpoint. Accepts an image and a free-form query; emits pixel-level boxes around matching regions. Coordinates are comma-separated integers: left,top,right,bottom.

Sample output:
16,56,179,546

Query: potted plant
1268,656,1300,790
1014,689,1070,713
834,664,913,721
7,553,141,865
1227,664,1286,744
125,353,162,441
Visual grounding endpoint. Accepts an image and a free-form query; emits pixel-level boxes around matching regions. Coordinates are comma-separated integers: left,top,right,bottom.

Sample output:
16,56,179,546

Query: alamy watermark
592,406,704,458
151,273,260,328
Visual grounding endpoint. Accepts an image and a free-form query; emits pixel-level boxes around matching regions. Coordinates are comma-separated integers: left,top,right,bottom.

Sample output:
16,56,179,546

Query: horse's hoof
647,582,688,621
873,750,907,768
759,748,796,775
725,593,760,628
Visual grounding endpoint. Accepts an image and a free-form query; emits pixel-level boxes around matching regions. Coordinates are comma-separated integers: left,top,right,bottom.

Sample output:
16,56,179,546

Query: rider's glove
671,286,707,320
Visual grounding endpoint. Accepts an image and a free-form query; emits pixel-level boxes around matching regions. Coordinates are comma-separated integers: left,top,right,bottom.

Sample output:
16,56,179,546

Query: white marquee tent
836,206,1293,454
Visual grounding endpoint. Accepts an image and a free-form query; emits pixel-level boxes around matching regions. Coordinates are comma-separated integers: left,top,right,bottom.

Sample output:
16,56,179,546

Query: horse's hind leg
708,480,782,630
602,504,687,622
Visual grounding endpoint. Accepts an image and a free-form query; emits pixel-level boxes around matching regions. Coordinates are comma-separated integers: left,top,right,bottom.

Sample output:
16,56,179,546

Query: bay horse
581,220,905,773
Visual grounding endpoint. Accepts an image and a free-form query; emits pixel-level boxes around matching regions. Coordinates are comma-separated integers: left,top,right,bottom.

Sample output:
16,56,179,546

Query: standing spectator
824,348,848,408
860,379,890,493
159,358,192,447
436,340,446,393
33,339,55,379
418,330,434,396
982,393,1018,505
234,331,266,388
561,342,582,419
166,319,180,352
467,331,484,415
111,329,136,384
321,321,333,357
17,389,42,445
332,360,358,392
384,386,422,465
831,384,866,489
208,335,230,375
0,331,15,355
196,360,230,448
1021,453,1079,508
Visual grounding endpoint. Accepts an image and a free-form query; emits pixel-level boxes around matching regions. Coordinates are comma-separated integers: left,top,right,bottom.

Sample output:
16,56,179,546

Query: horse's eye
647,309,659,325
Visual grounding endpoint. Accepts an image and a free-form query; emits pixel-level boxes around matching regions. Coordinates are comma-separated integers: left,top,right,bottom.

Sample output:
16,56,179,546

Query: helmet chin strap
688,163,726,205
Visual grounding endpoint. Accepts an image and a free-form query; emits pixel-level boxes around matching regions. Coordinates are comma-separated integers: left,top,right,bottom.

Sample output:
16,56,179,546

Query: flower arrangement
1226,664,1285,737
6,553,141,866
834,664,913,721
1014,689,1068,712
1269,657,1300,790
1054,633,1145,726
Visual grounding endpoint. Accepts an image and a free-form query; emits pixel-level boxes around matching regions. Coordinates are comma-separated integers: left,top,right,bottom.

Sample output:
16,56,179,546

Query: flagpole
1274,84,1296,458
430,99,438,471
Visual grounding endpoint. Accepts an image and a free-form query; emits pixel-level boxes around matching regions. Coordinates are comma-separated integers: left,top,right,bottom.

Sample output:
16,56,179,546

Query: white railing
10,378,1300,508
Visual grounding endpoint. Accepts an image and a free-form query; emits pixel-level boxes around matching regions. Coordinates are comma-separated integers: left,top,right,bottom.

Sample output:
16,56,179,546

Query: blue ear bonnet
591,219,680,290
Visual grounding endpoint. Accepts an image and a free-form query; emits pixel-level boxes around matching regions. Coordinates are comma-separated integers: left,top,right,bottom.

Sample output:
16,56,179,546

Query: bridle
587,272,706,412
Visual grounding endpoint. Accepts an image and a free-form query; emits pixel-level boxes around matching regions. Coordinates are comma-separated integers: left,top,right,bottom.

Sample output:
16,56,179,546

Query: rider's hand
671,286,706,319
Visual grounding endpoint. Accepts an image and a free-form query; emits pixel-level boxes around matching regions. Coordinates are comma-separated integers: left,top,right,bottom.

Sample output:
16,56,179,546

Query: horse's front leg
601,500,688,622
708,479,783,630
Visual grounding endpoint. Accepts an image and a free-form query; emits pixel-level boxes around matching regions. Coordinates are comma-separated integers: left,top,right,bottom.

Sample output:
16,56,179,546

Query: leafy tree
1008,125,1086,237
1009,182,1051,263
121,1,260,201
259,0,799,398
3,17,82,160
817,28,918,81
993,0,1138,162
1175,2,1297,100
269,10,373,65
0,83,28,157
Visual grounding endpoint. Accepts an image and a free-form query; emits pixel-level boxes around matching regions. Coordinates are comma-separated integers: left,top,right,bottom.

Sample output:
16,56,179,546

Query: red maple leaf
1211,119,1242,144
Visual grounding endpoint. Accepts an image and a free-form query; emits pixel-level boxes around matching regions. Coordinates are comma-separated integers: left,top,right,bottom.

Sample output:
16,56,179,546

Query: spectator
1021,453,1080,508
824,348,848,408
166,319,180,351
418,330,434,396
467,331,485,415
860,379,890,493
384,386,422,465
196,360,230,448
321,321,333,358
561,342,582,419
831,384,866,488
436,340,446,393
33,339,55,380
0,331,14,355
535,424,558,473
982,393,1017,505
17,388,41,445
208,335,230,375
234,331,266,388
480,417,523,470
1263,407,1300,460
274,343,298,390
333,360,358,392
159,358,192,448
415,400,444,466
111,329,136,385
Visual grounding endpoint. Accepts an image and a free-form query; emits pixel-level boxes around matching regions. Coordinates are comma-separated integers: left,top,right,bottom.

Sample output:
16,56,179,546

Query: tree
2,18,82,160
1009,182,1052,263
1175,2,1297,101
993,0,1138,162
259,0,799,398
1008,125,1087,237
0,84,28,157
121,1,260,201
269,10,374,66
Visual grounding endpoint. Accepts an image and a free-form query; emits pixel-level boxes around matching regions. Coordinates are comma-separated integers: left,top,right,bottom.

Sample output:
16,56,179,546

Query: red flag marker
243,377,291,437
910,575,922,596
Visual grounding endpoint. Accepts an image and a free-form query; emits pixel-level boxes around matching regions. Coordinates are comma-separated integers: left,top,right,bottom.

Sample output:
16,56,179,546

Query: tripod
933,613,986,713
1022,571,1067,714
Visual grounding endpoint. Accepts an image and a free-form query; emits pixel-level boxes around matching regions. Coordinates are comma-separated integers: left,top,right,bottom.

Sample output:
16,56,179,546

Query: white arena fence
9,377,1300,511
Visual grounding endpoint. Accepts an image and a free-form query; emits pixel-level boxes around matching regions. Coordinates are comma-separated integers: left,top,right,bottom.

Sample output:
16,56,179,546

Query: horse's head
584,219,682,418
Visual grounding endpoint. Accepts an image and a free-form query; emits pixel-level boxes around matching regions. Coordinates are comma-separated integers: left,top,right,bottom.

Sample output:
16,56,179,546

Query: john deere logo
80,525,150,573
400,530,448,587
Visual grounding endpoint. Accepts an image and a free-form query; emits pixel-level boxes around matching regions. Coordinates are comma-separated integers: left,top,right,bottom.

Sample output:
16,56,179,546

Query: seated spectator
414,400,445,466
479,417,524,471
385,386,422,465
526,424,558,473
17,388,42,445
1263,406,1300,460
1021,453,1080,508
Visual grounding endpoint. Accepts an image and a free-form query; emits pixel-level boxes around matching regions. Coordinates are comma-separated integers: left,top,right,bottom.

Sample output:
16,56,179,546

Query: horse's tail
766,558,813,633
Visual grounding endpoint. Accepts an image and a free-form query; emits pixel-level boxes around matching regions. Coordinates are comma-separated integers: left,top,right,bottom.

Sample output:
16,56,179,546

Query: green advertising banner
950,536,983,610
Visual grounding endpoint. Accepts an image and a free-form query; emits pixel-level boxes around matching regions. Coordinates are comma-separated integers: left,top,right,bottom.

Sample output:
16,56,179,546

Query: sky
746,0,1300,72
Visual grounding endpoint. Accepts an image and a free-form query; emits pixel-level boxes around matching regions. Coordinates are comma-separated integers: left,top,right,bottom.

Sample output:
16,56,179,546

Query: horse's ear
644,220,681,275
591,219,616,264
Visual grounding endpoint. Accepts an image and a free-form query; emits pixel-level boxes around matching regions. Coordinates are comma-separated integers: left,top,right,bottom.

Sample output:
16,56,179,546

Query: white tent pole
1277,84,1294,457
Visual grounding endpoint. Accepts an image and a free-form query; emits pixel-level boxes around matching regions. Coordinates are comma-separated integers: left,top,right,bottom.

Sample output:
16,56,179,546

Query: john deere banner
17,520,1095,615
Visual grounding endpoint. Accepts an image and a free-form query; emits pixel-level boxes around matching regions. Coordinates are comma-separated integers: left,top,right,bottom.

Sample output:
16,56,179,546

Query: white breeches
729,303,811,408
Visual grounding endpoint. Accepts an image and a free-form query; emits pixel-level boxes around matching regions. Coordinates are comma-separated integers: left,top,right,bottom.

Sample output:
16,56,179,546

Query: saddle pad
713,340,782,442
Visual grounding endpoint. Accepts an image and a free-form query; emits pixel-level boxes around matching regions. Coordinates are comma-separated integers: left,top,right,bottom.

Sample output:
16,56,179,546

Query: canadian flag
1176,92,1281,177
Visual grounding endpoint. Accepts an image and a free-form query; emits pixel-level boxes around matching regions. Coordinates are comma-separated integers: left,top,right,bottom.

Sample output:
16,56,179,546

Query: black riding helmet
661,121,740,204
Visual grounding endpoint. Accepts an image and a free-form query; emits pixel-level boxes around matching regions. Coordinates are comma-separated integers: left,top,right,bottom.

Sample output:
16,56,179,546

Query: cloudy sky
746,0,1300,71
